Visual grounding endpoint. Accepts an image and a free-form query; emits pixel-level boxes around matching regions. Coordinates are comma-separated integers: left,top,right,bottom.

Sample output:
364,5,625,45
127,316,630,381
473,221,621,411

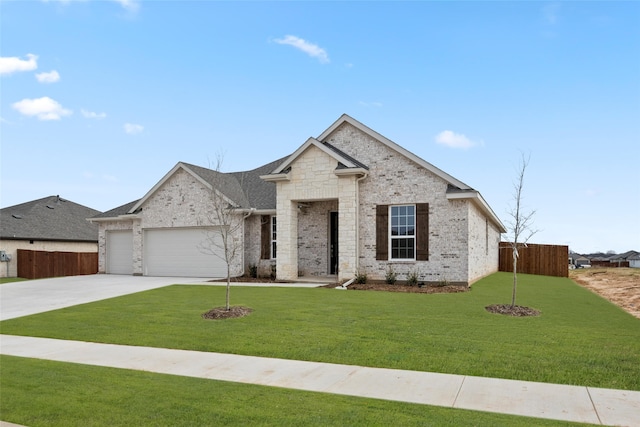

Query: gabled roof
128,162,251,214
269,137,369,175
264,114,505,232
318,114,474,191
94,157,289,220
0,195,101,242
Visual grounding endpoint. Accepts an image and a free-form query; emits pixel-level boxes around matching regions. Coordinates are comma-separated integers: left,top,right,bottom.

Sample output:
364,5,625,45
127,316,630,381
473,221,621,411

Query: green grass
0,277,27,284
0,355,587,427
2,272,639,390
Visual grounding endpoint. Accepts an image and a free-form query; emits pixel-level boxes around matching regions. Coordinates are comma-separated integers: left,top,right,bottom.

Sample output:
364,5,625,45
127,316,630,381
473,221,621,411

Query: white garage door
106,230,133,275
143,228,226,277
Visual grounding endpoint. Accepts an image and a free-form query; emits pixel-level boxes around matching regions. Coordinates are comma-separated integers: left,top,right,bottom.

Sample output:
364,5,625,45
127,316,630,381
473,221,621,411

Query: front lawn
2,272,639,390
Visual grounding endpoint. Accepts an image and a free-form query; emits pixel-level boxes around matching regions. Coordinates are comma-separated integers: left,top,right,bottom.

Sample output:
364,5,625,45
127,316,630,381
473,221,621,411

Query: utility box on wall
0,250,12,262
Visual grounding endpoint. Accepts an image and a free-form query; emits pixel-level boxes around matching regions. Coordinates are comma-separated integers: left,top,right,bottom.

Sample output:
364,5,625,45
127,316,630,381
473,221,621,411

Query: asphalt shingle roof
0,196,101,242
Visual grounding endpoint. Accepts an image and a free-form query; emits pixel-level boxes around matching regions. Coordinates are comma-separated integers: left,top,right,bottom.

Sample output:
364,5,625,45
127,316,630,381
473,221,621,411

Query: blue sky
1,1,638,254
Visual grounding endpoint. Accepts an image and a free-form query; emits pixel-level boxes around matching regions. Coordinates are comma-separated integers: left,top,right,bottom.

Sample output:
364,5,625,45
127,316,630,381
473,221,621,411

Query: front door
330,211,338,275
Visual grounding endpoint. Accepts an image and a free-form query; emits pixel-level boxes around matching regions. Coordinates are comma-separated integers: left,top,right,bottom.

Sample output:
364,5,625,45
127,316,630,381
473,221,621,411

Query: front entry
330,211,339,274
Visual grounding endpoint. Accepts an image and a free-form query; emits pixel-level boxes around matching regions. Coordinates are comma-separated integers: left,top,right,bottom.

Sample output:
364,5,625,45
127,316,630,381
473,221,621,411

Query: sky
1,1,638,255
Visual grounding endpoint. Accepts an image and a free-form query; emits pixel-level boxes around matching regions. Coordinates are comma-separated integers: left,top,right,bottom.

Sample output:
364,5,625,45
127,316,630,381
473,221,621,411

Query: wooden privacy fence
17,249,98,280
591,260,629,268
499,243,568,278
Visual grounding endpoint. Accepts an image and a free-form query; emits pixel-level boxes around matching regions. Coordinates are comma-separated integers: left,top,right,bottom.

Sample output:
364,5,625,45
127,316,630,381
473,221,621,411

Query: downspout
355,172,369,277
239,208,256,277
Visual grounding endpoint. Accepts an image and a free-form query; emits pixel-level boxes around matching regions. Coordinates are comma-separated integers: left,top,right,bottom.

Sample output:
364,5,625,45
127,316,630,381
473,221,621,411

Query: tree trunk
225,264,230,311
511,249,517,308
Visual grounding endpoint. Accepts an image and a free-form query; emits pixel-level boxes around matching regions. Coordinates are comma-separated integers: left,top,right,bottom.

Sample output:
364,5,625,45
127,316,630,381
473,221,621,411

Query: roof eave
260,173,290,182
334,167,369,177
88,214,141,223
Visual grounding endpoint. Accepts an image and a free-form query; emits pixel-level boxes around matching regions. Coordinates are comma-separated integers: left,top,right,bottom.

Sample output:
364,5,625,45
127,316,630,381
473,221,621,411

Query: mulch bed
202,306,253,320
324,282,469,294
485,304,541,317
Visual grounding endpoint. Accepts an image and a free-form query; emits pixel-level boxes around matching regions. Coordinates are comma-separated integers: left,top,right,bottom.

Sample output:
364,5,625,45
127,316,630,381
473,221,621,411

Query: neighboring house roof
608,250,640,262
0,195,101,242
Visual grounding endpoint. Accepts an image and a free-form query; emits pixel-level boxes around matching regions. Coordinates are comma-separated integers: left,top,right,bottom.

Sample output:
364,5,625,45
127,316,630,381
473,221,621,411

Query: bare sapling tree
198,154,248,311
505,152,539,308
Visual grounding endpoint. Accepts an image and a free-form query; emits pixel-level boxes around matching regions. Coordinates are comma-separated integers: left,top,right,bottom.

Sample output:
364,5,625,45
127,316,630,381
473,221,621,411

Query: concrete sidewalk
2,334,639,426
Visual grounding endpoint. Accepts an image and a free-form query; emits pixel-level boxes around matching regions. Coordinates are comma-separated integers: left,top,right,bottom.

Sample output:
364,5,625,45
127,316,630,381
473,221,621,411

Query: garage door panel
106,230,133,275
144,228,226,277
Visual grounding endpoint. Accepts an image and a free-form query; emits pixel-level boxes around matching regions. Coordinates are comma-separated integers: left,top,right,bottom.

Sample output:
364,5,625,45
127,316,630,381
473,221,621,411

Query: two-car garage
106,228,227,277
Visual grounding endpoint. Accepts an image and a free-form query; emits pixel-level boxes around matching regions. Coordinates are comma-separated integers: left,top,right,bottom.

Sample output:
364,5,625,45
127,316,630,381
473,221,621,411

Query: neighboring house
629,253,640,269
91,115,506,286
569,253,591,268
608,250,640,267
0,195,101,277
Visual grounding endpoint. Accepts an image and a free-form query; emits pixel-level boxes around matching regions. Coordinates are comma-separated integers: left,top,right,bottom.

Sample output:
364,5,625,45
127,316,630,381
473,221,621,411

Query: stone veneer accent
275,145,359,281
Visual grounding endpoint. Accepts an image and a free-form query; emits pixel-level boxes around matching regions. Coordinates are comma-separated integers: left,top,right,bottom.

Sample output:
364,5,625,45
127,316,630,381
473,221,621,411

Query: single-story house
91,114,506,286
608,250,640,268
569,253,591,268
0,195,101,277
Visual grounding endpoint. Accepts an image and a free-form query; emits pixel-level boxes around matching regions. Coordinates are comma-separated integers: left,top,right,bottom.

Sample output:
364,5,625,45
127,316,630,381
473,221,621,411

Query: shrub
270,264,276,280
385,265,397,285
354,271,367,284
407,270,419,286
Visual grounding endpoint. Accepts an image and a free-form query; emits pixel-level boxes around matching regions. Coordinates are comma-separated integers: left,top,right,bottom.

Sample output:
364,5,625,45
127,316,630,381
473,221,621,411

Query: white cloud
81,109,107,119
274,35,329,63
124,123,144,134
112,0,139,13
12,96,72,120
0,53,38,75
542,3,561,25
435,130,482,149
35,70,60,83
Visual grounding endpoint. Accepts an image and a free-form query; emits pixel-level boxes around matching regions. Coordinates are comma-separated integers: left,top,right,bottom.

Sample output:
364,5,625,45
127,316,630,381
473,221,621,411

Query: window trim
270,215,277,259
389,204,416,261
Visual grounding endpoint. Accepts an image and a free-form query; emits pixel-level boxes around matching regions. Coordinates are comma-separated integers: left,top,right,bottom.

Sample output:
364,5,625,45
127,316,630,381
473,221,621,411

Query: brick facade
95,115,503,284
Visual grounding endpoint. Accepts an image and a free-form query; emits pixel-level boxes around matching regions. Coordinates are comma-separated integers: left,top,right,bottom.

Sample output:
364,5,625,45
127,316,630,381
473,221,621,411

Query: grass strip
0,355,586,427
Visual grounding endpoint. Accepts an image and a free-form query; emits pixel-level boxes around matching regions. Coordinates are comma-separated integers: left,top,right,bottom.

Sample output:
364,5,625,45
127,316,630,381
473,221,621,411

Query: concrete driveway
0,275,211,321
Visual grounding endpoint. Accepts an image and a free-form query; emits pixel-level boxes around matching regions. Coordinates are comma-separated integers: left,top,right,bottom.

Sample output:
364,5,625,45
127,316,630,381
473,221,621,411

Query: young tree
198,155,250,311
505,153,539,308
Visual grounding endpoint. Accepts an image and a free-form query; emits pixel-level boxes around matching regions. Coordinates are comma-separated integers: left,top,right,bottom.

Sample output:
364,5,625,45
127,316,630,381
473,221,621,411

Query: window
390,205,415,259
271,216,277,259
377,203,428,261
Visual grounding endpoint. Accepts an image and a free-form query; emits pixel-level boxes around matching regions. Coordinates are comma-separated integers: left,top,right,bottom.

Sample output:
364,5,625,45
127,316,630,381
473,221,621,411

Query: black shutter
260,216,270,260
416,203,429,261
376,205,388,260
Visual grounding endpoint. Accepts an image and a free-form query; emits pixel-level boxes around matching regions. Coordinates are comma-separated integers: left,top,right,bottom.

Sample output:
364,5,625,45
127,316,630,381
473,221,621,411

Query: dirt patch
570,268,640,319
202,306,253,320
